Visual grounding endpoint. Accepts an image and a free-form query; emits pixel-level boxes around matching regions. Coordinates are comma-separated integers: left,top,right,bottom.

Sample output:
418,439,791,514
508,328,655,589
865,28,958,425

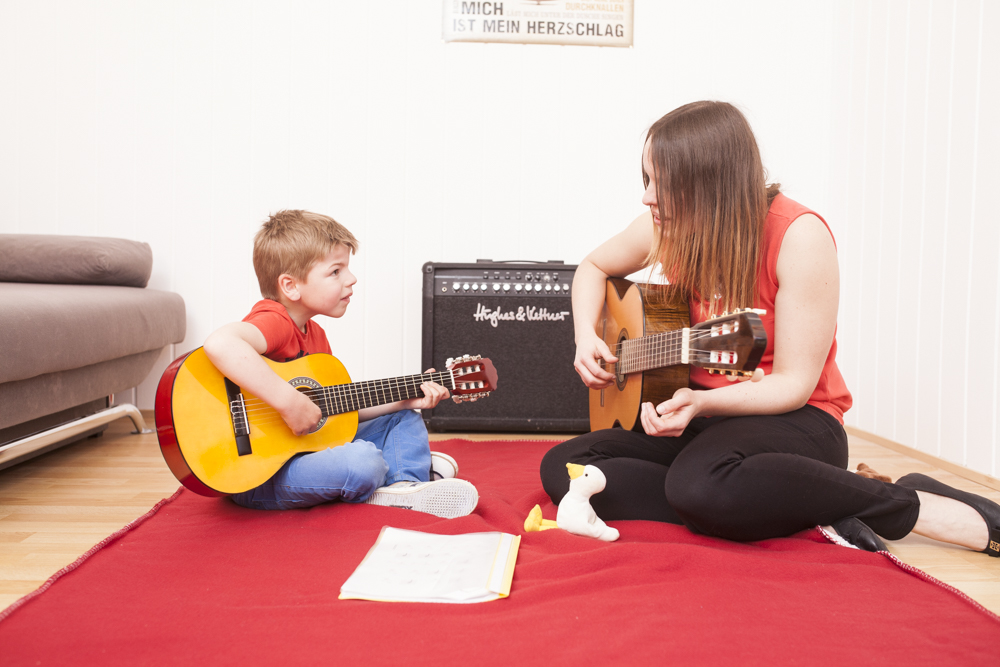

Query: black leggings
540,405,920,541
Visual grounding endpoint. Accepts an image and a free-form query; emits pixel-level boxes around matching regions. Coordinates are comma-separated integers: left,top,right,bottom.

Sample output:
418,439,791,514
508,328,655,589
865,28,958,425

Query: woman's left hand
640,387,701,437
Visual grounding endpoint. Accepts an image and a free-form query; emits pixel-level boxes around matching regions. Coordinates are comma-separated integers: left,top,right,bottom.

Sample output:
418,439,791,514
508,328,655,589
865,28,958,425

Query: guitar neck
316,371,454,417
615,329,686,375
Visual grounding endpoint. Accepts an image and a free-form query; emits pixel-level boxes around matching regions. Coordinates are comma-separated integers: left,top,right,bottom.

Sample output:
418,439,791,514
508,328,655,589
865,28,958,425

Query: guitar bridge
224,378,253,457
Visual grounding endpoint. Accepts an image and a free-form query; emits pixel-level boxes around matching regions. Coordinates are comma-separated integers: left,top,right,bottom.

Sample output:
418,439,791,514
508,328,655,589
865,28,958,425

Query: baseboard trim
846,426,1000,493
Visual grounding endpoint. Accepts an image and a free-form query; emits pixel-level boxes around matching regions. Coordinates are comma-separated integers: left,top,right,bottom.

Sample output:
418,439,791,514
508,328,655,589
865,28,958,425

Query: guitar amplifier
421,260,589,432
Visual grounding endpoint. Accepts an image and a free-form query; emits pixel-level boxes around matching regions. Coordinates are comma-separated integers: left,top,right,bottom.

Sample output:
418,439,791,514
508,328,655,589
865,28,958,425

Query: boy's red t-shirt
242,299,332,363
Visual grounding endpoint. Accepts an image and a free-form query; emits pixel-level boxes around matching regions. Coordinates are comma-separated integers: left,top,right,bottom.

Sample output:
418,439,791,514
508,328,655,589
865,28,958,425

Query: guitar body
155,348,358,497
590,278,690,432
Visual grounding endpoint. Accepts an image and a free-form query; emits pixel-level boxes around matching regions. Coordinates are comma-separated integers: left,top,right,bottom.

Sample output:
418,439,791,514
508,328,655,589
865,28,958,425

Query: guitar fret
320,387,331,417
318,369,480,417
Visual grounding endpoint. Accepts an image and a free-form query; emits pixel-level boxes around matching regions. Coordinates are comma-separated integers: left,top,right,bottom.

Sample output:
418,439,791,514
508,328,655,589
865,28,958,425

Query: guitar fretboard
615,329,686,375
317,371,454,417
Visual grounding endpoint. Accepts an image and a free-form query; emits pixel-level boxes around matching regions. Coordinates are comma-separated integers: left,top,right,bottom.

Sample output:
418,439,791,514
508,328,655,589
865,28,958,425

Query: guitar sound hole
615,329,628,391
291,376,327,434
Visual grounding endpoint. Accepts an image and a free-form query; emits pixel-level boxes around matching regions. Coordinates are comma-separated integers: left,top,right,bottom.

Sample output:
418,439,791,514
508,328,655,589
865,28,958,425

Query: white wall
829,0,999,477
2,1,994,475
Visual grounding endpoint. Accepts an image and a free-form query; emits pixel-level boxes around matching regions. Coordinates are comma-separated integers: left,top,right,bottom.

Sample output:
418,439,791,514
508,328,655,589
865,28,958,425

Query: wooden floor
1,413,999,614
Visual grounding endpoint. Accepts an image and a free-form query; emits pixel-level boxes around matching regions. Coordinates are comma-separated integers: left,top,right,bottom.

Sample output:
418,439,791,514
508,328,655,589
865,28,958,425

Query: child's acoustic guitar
154,351,498,497
590,278,767,431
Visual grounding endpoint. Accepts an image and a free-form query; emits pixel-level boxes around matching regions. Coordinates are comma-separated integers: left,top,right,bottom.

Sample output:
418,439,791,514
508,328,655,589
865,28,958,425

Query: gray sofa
0,234,186,470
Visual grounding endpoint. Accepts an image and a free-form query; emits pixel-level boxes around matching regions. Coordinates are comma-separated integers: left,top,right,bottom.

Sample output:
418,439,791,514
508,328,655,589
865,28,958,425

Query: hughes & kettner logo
473,302,570,328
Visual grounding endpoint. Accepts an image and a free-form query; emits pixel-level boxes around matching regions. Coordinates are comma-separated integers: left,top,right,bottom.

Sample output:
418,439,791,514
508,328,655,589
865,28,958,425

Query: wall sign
443,0,633,48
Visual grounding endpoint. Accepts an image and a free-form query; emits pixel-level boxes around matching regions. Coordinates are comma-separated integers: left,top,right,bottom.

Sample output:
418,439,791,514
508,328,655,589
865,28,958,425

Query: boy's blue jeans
230,410,432,510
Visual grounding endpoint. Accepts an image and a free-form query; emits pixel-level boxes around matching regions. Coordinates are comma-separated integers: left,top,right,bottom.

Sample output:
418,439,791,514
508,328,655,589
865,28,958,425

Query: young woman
540,101,999,555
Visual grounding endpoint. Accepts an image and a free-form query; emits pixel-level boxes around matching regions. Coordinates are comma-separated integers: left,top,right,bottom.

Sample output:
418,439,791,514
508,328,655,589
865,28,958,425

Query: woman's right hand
574,333,618,389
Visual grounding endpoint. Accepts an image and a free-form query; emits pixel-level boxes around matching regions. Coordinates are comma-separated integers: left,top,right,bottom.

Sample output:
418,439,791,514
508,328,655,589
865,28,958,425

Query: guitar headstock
689,309,767,378
445,354,498,403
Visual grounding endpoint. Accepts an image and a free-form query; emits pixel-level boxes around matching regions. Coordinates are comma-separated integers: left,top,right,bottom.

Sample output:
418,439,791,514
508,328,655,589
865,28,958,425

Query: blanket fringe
813,525,1000,625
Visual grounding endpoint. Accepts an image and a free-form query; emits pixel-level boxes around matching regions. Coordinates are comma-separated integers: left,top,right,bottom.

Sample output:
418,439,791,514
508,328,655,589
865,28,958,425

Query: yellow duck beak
566,463,585,480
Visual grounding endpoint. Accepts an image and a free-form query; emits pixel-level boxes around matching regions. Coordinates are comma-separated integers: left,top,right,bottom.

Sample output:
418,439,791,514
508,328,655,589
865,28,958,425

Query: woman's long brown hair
643,101,780,315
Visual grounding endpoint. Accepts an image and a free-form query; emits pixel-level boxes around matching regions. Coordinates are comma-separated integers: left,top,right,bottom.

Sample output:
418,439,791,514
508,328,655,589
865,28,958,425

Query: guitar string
233,377,442,428
605,329,745,373
237,378,445,414
605,328,732,354
234,372,459,418
237,374,449,414
233,372,463,428
602,347,732,374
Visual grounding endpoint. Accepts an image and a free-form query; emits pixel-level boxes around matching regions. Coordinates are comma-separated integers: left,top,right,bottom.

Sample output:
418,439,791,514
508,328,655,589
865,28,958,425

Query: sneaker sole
364,479,478,519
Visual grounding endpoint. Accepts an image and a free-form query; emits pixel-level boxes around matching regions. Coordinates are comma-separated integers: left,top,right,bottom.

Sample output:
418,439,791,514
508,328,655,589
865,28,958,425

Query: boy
203,210,478,517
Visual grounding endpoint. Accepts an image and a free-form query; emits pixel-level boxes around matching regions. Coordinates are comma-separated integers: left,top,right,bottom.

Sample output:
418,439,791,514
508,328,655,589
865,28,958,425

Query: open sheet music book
339,526,520,604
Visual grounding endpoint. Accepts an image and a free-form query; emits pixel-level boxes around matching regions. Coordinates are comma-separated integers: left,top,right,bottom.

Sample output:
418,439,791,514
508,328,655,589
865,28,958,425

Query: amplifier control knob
534,283,542,292
493,283,500,291
473,283,481,291
452,282,461,291
545,284,552,292
554,285,561,292
562,284,570,291
515,284,523,292
503,283,511,292
463,283,470,291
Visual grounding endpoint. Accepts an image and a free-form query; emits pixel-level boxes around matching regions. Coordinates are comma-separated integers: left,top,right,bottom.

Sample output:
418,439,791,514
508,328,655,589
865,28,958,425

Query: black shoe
895,472,1000,557
830,517,887,553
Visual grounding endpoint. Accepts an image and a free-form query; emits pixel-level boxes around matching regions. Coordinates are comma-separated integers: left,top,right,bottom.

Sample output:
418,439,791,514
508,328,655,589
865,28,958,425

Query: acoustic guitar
154,349,498,497
590,278,767,431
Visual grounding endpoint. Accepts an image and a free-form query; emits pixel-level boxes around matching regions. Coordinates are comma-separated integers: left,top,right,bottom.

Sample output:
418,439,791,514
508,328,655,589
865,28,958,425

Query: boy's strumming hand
276,387,323,436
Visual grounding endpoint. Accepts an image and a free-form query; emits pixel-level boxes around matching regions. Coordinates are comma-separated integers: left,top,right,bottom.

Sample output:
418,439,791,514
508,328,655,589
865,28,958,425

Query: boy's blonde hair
253,210,358,301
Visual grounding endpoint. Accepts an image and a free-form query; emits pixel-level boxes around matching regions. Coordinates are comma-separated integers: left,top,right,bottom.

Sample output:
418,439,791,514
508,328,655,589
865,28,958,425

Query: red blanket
1,439,997,665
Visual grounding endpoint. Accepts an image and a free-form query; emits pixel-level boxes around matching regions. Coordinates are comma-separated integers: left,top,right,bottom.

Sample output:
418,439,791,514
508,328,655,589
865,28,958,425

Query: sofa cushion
0,234,153,287
0,283,185,384
0,350,163,432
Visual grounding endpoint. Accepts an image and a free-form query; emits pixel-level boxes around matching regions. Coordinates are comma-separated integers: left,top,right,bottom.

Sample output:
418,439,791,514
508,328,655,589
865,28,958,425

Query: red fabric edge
813,526,1000,625
0,486,186,625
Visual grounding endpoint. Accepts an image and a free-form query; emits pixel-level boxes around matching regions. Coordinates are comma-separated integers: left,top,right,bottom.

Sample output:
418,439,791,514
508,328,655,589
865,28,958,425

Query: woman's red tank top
687,193,853,423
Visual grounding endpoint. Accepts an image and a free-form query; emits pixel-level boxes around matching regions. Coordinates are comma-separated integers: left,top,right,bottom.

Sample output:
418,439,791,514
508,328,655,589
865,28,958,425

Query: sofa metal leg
0,404,153,470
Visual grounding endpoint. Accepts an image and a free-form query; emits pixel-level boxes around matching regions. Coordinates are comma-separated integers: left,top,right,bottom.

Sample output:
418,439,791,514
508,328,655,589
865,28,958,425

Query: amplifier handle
475,259,565,264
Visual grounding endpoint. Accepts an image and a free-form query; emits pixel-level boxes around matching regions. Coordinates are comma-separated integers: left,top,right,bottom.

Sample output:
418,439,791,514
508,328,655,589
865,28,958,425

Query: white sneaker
430,451,458,480
364,478,478,518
